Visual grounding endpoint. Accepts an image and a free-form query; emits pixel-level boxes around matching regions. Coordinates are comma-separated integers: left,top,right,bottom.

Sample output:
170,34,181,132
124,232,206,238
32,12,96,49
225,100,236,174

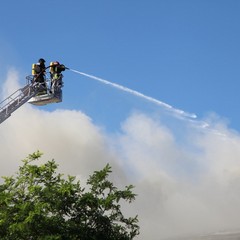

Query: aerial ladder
0,72,64,125
0,81,41,124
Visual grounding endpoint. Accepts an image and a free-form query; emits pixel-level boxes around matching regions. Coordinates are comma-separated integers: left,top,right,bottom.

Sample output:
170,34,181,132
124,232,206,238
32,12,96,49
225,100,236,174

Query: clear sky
1,1,240,239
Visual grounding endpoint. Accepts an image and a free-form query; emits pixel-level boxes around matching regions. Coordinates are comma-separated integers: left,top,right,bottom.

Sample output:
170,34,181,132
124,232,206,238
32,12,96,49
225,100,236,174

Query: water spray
69,69,197,119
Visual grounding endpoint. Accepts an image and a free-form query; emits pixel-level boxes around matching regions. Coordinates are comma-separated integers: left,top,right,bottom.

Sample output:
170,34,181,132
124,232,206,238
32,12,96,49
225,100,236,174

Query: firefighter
49,61,66,93
32,58,47,93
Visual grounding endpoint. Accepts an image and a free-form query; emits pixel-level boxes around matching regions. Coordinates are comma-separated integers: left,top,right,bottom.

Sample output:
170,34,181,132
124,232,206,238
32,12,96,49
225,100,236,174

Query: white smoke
0,68,20,100
113,113,240,239
1,68,240,239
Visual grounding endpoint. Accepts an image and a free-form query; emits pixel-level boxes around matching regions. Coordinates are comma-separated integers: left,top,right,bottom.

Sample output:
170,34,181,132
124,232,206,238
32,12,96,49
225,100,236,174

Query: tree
0,151,139,240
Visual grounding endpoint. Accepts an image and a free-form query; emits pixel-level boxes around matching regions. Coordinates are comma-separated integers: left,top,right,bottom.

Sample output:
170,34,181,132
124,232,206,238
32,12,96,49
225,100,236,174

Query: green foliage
0,151,139,239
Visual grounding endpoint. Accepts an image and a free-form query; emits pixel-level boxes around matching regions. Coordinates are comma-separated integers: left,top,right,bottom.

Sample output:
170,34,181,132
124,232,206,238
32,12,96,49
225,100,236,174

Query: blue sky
1,1,240,239
0,0,240,131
